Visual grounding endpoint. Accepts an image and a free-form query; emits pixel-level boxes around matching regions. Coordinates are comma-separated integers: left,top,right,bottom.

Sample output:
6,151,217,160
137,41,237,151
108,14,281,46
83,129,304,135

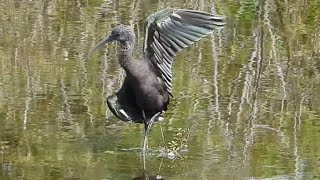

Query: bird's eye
112,33,119,37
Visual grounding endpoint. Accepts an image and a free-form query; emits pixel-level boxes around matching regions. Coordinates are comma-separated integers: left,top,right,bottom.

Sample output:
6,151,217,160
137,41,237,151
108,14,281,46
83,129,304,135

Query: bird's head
109,25,135,43
90,25,135,53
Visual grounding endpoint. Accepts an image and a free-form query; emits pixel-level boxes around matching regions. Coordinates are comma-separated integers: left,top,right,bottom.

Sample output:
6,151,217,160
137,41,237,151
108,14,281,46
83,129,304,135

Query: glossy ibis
91,8,225,153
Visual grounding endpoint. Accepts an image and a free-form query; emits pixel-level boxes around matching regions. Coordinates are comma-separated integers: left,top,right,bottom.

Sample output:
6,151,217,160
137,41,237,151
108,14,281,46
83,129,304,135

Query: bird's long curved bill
89,35,113,55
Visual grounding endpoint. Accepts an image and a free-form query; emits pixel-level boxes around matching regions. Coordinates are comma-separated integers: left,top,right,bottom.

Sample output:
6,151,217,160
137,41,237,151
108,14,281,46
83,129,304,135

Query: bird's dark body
118,56,169,120
92,8,225,133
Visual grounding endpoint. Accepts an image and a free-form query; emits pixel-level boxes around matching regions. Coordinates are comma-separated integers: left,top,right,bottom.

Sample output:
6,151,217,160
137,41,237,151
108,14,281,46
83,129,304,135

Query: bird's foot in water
142,112,163,170
142,111,163,154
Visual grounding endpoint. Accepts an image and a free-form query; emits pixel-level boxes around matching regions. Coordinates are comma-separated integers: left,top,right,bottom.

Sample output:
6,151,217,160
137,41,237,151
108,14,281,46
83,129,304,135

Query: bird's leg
142,110,148,132
142,111,162,154
146,111,161,135
142,111,162,171
142,110,148,153
142,110,148,171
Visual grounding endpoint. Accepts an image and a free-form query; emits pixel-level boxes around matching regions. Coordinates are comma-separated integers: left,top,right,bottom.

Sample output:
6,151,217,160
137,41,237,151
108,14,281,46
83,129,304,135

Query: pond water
1,0,320,179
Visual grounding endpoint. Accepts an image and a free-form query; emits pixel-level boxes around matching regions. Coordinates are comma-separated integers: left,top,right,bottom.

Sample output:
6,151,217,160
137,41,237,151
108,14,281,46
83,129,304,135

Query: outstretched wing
144,8,226,95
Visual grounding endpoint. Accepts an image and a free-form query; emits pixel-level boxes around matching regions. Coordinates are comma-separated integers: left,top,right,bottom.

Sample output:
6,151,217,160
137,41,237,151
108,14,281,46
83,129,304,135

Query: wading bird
91,8,225,153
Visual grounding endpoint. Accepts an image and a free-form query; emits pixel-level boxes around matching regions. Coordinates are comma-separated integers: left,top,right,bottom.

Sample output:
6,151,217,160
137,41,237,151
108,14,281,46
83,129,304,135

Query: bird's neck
118,41,134,70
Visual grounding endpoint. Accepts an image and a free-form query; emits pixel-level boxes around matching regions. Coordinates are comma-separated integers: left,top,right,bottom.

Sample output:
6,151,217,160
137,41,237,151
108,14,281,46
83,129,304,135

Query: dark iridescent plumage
91,8,225,152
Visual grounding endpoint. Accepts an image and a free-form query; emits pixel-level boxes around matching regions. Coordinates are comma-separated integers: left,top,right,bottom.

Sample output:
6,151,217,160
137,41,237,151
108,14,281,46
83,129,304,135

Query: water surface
0,0,320,179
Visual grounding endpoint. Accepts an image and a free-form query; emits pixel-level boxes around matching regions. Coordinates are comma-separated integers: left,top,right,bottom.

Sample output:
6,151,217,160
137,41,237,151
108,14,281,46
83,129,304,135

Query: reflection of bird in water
91,8,225,153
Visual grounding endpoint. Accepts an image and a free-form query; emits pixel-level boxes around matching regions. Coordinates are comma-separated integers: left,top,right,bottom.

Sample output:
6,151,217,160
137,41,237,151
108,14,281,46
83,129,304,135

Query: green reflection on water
0,0,320,179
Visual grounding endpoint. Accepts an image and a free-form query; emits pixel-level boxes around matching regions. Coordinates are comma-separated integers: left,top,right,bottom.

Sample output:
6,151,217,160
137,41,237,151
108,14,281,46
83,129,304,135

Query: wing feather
144,8,225,95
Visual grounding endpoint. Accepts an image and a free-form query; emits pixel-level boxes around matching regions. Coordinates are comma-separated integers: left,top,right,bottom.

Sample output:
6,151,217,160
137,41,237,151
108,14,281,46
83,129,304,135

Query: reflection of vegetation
0,0,320,179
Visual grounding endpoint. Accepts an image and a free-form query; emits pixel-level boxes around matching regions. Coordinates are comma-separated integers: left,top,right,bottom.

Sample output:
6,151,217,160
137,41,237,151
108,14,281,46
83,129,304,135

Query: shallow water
1,0,320,179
